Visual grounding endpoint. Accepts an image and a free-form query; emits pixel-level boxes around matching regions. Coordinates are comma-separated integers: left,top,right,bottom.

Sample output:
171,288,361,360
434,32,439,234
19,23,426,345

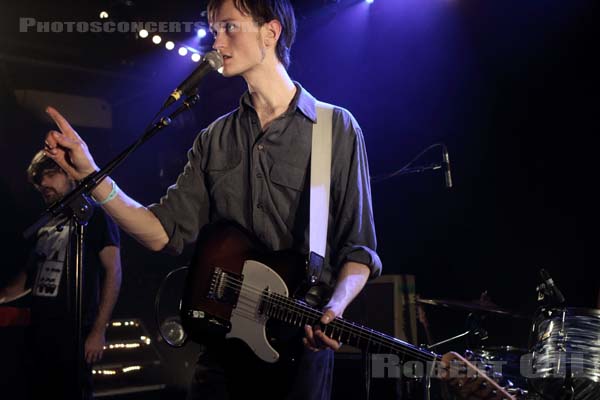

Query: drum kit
416,291,600,400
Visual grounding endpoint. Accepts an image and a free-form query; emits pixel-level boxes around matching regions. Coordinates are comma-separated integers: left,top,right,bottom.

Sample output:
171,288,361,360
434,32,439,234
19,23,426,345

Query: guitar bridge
207,267,242,306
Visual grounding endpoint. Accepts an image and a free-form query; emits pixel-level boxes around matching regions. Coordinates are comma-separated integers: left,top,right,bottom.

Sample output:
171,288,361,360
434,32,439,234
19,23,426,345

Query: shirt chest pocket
268,161,309,230
270,161,307,192
202,149,242,194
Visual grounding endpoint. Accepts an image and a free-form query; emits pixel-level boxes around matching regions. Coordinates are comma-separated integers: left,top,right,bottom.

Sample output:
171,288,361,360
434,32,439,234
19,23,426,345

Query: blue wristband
95,180,118,205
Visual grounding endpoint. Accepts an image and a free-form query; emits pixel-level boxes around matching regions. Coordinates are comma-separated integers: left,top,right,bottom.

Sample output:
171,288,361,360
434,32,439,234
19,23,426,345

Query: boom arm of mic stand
372,163,442,183
402,163,442,174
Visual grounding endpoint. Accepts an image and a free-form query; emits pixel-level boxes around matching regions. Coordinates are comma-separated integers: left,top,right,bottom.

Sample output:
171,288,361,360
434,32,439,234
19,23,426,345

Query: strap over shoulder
307,101,334,285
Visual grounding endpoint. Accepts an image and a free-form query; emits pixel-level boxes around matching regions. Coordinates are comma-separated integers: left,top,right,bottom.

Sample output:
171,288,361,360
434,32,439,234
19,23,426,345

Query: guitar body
180,222,516,400
181,221,308,362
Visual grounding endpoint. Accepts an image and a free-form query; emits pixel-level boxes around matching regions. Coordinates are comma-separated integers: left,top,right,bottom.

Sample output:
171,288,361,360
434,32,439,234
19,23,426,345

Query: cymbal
416,297,528,319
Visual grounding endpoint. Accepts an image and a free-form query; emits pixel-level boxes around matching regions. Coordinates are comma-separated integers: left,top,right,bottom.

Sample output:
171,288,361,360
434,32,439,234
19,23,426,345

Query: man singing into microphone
43,0,381,398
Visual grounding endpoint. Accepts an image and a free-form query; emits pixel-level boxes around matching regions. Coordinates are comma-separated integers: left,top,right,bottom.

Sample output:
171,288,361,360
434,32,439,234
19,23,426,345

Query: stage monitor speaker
340,274,417,352
333,275,418,400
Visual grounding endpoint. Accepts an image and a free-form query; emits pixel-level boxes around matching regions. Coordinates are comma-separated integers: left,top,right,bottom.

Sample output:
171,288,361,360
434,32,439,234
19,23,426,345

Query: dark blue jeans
26,320,93,400
186,337,334,400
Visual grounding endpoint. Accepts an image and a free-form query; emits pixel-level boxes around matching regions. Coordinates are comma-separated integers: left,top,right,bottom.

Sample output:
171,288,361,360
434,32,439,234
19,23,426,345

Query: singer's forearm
325,262,370,317
92,177,169,251
91,246,121,335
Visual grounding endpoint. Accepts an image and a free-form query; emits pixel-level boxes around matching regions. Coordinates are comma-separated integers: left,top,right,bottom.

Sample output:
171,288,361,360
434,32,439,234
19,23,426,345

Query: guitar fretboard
260,291,438,363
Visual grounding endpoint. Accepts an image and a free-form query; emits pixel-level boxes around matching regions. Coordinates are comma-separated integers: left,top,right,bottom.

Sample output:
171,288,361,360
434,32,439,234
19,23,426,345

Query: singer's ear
262,19,282,48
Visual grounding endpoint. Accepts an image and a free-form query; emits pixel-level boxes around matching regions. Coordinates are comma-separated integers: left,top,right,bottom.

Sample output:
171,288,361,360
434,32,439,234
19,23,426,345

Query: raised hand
44,106,99,181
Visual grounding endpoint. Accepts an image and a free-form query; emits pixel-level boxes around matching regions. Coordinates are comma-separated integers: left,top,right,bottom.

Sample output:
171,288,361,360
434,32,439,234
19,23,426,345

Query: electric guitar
181,221,515,400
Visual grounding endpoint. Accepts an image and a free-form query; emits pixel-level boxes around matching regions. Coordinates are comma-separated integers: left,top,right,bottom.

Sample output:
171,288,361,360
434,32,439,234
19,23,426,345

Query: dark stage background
1,0,597,396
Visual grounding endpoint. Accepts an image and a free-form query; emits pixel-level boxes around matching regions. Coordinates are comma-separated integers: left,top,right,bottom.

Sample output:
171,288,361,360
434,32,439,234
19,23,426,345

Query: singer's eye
225,22,238,34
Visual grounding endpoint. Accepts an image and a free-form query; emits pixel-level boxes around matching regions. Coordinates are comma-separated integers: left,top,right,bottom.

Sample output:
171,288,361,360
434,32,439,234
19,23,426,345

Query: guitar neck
261,292,438,363
261,292,516,399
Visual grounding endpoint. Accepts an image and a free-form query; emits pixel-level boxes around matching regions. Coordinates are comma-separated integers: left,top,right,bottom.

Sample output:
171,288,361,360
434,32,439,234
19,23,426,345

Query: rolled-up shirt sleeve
330,109,382,279
148,130,210,255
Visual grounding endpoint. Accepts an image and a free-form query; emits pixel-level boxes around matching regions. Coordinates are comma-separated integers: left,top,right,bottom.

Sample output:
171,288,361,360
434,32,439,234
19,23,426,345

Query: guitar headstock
440,352,516,400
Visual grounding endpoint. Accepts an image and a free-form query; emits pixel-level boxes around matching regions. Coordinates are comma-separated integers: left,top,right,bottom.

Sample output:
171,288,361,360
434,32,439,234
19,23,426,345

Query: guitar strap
307,101,333,287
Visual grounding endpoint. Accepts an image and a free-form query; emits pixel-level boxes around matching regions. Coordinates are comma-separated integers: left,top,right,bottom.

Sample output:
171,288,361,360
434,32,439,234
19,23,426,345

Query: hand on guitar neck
303,261,371,352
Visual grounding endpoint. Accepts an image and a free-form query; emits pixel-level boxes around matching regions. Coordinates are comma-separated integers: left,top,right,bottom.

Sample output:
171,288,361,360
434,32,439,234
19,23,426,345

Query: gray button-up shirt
149,83,382,283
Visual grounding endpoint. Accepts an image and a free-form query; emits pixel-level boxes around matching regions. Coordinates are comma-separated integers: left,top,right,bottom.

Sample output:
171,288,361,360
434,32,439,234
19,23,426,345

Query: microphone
442,146,453,188
162,50,224,108
539,269,566,305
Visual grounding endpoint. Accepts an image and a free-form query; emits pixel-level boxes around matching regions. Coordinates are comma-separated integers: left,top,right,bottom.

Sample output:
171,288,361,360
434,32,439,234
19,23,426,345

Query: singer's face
209,0,270,77
34,169,75,205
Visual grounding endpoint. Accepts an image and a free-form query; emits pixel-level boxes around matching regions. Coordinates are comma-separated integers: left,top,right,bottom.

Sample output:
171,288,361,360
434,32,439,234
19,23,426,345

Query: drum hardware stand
536,268,566,306
529,268,573,400
417,316,488,400
559,372,575,400
424,313,488,352
424,330,470,351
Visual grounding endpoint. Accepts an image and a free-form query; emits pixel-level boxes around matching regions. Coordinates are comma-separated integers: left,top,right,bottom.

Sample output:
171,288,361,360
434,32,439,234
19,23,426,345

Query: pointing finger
46,106,81,140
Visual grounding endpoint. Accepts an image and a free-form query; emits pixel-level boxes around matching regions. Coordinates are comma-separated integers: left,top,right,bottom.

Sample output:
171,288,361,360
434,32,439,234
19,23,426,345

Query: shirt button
256,203,263,209
257,144,264,151
252,119,258,125
256,172,263,179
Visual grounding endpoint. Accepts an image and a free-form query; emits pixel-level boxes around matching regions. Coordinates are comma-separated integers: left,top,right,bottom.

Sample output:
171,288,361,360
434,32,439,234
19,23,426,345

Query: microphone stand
23,93,202,399
371,163,444,183
370,142,451,185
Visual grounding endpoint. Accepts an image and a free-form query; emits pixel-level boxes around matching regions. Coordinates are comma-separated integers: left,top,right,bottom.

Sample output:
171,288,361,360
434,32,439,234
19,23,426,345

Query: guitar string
199,276,503,390
215,300,501,395
220,275,438,362
225,290,437,364
208,273,439,363
197,274,506,391
225,295,508,396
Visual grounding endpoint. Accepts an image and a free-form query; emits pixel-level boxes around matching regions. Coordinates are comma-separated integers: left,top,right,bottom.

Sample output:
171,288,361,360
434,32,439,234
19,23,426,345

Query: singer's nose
212,33,226,53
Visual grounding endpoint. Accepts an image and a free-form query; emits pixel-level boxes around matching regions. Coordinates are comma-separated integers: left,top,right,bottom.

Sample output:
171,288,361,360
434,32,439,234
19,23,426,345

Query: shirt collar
239,81,317,123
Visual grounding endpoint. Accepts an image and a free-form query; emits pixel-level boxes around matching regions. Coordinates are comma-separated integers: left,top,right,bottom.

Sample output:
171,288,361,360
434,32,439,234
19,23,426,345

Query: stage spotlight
99,11,109,19
191,53,201,62
152,35,161,44
366,0,374,3
178,47,188,56
197,28,207,39
139,29,149,38
165,41,175,50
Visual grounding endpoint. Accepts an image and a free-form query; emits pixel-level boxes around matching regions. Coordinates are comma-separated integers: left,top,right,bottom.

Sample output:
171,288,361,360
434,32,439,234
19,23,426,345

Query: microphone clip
536,268,566,306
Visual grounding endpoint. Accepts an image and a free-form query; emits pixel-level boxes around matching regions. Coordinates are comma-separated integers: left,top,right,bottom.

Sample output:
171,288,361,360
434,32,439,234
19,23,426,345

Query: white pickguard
226,259,289,363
